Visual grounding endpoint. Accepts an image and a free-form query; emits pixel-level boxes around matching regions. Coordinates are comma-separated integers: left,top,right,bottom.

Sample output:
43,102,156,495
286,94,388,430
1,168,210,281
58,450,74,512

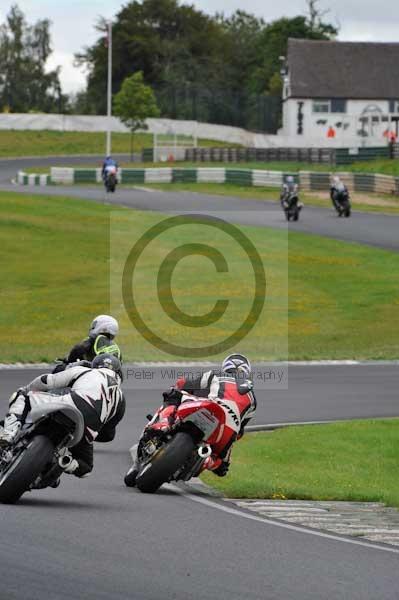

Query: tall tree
76,0,227,114
306,0,335,36
217,11,265,94
75,0,337,131
254,15,337,95
114,71,160,158
0,4,65,113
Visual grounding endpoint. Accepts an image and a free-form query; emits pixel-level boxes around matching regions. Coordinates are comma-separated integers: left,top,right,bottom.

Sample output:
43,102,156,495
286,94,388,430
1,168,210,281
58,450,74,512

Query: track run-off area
1,158,399,599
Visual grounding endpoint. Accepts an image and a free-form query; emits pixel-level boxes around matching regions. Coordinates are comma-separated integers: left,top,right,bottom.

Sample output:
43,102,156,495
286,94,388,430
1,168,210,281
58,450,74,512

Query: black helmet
221,353,251,379
92,353,123,381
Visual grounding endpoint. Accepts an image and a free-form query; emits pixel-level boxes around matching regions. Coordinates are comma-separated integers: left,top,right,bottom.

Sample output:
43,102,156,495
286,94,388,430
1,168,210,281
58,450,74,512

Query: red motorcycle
130,395,241,493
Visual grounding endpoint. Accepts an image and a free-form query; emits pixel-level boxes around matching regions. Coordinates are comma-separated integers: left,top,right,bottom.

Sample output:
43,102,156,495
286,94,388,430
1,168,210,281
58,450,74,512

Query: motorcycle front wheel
136,432,196,494
0,435,54,504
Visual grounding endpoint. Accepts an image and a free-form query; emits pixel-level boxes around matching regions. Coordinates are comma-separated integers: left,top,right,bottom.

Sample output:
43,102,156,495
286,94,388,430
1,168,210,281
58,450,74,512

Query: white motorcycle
0,395,84,504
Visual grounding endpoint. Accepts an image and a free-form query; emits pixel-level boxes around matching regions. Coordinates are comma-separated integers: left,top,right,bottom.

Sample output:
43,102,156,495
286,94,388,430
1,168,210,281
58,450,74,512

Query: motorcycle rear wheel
136,432,196,494
0,435,55,504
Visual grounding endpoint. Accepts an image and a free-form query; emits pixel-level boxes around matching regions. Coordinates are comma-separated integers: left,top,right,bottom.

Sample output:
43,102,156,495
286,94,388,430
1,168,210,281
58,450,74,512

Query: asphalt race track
0,365,399,599
1,156,399,251
1,365,399,426
1,159,399,598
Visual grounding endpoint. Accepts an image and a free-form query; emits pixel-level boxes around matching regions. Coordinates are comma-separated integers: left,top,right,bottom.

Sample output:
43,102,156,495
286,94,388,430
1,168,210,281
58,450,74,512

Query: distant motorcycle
281,184,302,222
331,187,351,218
125,394,241,493
0,396,84,504
103,165,117,193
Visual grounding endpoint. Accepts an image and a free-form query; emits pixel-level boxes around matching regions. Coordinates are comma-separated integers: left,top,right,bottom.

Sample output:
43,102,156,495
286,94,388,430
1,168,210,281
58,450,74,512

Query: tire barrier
184,147,336,165
16,172,52,186
181,145,397,166
15,167,399,197
48,167,295,188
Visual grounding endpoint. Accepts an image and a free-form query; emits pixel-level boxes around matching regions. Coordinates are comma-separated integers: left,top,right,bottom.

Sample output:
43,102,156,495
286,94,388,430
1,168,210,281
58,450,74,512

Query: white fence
0,114,254,146
1,113,392,149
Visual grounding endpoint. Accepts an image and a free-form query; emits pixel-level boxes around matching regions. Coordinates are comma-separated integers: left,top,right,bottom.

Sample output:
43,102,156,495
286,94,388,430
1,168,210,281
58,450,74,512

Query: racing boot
0,414,22,447
124,443,139,487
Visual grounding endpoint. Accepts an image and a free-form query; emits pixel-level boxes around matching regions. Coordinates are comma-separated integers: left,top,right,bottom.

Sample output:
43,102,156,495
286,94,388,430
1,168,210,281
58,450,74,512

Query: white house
280,39,399,147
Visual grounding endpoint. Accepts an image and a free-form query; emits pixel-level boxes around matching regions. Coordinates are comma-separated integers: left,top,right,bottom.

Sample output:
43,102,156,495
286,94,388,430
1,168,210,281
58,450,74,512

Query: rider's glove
58,448,79,474
162,388,183,406
213,461,230,477
237,379,253,395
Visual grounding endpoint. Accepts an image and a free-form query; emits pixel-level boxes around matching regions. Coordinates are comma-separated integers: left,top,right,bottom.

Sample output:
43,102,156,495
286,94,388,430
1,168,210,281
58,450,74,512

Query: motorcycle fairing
26,394,85,447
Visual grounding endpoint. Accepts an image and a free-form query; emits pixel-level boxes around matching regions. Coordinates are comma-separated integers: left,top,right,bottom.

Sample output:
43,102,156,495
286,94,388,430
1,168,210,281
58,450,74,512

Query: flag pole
106,20,112,156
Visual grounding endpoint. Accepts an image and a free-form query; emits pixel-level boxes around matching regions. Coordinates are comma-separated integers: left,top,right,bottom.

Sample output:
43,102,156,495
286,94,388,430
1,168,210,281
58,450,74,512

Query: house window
331,99,347,113
313,99,347,114
313,100,330,113
389,100,399,113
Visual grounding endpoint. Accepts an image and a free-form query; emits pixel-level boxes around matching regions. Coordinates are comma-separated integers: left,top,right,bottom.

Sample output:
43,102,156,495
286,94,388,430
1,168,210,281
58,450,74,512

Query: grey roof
287,39,399,99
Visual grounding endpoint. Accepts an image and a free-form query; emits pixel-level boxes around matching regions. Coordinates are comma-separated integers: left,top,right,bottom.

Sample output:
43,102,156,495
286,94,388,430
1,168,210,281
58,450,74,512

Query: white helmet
222,353,252,379
89,315,119,339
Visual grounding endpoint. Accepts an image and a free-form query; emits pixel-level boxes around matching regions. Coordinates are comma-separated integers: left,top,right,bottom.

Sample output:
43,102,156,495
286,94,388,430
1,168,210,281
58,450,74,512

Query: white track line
132,186,161,193
170,485,399,555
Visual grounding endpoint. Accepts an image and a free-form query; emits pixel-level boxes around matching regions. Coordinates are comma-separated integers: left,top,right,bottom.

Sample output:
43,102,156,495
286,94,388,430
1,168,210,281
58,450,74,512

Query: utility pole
106,20,112,156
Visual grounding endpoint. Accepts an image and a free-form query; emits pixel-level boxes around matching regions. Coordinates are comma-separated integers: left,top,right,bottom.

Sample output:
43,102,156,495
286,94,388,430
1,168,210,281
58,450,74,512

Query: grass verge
0,130,236,158
1,191,398,362
201,421,399,508
143,183,399,215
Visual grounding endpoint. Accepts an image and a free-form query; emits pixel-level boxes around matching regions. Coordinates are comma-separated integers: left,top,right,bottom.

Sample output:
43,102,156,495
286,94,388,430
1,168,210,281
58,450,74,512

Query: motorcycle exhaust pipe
59,455,73,469
198,444,212,459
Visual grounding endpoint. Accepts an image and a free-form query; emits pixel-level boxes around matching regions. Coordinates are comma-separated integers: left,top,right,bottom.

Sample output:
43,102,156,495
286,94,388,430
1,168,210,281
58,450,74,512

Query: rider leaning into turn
64,314,122,365
0,354,125,479
126,354,256,484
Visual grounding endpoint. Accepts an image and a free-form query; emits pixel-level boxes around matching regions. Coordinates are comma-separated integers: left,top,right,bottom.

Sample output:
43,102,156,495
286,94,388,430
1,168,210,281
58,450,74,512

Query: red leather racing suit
174,370,257,471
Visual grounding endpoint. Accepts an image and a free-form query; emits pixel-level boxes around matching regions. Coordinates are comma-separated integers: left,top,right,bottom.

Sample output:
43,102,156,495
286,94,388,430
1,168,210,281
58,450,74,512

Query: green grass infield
201,420,399,508
1,191,398,362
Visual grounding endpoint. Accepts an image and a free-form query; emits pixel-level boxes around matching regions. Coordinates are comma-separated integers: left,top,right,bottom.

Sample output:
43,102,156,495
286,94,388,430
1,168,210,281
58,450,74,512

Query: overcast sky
1,0,399,94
